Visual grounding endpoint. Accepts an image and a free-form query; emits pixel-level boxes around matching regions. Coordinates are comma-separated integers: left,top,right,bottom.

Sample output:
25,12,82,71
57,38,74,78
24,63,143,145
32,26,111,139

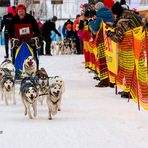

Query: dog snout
42,81,45,86
8,85,10,89
30,94,34,99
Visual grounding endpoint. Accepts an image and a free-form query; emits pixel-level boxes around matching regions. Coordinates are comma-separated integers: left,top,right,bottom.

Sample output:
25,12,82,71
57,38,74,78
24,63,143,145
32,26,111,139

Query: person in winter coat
40,16,61,55
106,2,143,98
8,3,40,68
88,2,114,33
65,24,77,39
12,6,16,16
62,19,73,38
1,6,13,58
106,2,143,43
120,0,129,10
73,14,81,32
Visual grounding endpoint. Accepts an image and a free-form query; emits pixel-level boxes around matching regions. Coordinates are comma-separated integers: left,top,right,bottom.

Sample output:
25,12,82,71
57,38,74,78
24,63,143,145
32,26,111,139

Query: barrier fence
83,22,148,110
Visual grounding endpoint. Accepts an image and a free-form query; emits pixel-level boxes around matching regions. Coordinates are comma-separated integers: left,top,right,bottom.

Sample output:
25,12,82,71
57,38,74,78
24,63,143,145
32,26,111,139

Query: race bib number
19,27,30,35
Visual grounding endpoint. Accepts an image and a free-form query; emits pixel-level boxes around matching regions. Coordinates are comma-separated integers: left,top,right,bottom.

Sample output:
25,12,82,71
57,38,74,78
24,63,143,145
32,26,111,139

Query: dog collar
26,97,37,104
49,92,60,104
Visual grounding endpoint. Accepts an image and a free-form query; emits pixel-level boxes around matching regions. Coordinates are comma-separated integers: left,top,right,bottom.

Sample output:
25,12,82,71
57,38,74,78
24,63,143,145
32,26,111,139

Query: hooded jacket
1,13,13,33
107,10,143,43
41,20,61,38
89,7,114,32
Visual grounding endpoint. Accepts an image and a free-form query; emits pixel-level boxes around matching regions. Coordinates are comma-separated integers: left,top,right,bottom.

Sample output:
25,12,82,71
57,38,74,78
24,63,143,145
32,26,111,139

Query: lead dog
0,59,15,101
35,68,49,105
47,83,63,120
1,75,15,105
20,77,39,119
49,76,65,111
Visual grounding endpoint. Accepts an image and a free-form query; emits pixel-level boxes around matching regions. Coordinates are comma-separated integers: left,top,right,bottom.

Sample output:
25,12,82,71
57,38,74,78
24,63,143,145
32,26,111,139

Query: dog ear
36,70,41,75
40,67,45,72
54,76,59,78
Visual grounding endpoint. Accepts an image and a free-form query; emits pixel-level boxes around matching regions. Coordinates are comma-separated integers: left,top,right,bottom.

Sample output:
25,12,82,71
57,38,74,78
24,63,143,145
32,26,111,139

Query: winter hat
7,6,13,14
16,3,26,12
76,14,80,19
52,16,58,22
66,24,72,29
120,0,126,5
89,0,96,5
95,2,104,10
112,2,124,16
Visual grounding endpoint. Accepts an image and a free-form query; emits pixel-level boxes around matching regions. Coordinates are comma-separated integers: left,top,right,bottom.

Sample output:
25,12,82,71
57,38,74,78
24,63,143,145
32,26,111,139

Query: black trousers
4,33,9,57
40,37,52,55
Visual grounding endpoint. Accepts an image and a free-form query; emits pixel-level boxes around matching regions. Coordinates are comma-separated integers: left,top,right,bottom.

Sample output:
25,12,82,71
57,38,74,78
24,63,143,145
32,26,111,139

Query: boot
93,76,100,80
109,82,115,88
121,92,131,98
95,78,109,87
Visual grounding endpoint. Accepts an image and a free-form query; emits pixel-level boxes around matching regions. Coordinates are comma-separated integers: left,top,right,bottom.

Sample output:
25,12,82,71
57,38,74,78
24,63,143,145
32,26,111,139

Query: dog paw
48,116,52,120
29,116,33,119
25,111,27,116
34,113,37,117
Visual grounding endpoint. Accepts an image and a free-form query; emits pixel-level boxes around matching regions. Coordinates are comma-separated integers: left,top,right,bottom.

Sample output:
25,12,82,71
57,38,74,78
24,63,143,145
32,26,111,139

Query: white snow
0,45,148,148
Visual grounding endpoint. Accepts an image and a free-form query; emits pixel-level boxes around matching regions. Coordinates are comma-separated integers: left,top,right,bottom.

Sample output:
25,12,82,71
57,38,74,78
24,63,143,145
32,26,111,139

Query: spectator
65,24,77,39
62,19,73,38
73,14,81,32
41,16,61,55
12,6,16,16
89,2,114,33
1,6,13,58
120,0,129,10
106,2,143,43
106,2,143,98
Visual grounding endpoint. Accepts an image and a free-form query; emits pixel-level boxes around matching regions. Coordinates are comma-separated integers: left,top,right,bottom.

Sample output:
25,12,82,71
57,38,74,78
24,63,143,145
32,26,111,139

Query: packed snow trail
0,47,148,148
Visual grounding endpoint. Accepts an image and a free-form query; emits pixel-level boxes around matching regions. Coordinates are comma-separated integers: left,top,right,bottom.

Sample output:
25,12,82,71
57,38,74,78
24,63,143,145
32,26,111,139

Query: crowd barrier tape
83,23,148,110
131,26,148,110
83,22,108,81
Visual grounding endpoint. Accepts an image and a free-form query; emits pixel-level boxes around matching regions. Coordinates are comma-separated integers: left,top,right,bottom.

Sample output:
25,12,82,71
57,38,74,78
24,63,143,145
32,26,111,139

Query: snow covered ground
0,45,148,148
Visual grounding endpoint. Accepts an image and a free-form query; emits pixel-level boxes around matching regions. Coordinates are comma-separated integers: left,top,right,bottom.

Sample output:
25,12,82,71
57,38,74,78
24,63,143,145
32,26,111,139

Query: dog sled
11,37,40,80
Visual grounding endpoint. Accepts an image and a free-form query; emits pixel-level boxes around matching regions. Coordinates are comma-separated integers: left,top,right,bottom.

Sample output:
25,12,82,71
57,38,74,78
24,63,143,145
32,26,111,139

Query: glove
10,38,20,49
30,37,41,49
106,30,112,37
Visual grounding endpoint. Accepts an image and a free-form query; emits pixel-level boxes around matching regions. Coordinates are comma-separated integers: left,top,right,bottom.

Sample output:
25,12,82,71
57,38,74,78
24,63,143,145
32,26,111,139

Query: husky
49,76,65,112
62,38,71,55
50,41,64,55
20,77,39,119
22,56,37,77
47,83,63,120
0,60,15,101
1,76,15,105
70,39,77,54
0,59,15,79
35,68,49,105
